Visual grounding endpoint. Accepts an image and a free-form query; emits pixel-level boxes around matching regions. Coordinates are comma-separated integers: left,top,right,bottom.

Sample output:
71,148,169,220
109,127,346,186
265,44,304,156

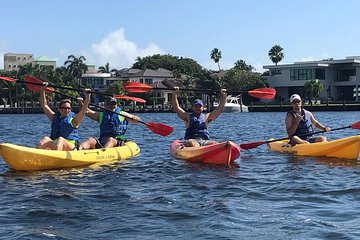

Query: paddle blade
113,95,146,103
240,141,266,150
0,76,17,82
123,82,153,93
248,88,276,99
24,75,54,94
350,121,360,129
145,122,173,136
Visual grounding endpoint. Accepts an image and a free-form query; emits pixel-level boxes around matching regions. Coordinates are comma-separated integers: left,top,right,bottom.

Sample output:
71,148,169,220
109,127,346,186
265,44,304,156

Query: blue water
1,112,360,239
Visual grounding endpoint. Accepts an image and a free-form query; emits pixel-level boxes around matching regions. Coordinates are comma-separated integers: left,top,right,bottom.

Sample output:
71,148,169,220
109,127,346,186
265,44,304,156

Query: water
1,112,360,239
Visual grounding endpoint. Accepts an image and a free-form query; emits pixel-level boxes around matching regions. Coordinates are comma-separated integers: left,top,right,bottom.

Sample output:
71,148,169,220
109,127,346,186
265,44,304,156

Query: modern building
4,53,35,71
263,56,360,102
4,53,57,71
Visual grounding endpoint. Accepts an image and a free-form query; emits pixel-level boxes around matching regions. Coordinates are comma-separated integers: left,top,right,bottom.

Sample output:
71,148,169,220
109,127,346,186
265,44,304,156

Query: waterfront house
263,56,360,102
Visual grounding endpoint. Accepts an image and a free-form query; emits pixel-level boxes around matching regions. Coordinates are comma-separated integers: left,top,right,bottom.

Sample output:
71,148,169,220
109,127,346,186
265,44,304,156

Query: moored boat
267,135,360,159
0,141,140,171
170,140,241,165
213,95,249,113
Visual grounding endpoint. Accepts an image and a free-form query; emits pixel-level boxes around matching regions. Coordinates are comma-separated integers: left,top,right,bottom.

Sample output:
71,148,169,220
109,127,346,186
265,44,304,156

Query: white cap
290,94,301,103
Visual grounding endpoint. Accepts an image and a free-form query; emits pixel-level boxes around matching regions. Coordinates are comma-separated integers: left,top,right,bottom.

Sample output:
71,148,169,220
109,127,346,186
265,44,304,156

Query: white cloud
89,28,165,69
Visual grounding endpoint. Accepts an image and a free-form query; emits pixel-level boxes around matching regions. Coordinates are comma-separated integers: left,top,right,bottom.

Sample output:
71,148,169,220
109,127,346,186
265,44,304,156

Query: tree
233,59,254,71
268,45,284,65
210,48,222,71
64,55,88,86
304,79,324,99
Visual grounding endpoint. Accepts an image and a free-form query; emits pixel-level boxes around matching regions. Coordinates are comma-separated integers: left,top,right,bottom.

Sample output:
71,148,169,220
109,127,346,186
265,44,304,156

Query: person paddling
37,83,91,150
172,86,227,147
286,94,331,145
78,97,140,149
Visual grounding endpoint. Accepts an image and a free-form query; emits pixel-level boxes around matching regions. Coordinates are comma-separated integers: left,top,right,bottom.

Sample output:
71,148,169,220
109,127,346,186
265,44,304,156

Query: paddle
0,76,146,103
240,121,360,150
123,82,276,99
0,76,173,136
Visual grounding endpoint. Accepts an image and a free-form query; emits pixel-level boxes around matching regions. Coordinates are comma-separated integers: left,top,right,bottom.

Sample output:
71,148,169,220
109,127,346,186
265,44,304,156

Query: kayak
170,140,241,165
0,141,140,171
267,135,360,159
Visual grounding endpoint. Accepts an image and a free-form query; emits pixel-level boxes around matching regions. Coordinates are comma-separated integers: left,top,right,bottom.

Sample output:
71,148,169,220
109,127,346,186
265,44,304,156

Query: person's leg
55,137,74,151
37,136,55,149
184,139,200,147
313,136,327,143
78,138,97,150
104,137,118,148
290,136,310,145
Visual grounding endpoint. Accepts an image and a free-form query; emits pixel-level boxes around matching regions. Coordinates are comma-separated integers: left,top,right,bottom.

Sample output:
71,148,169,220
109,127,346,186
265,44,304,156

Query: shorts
185,138,210,146
95,137,126,149
53,138,79,149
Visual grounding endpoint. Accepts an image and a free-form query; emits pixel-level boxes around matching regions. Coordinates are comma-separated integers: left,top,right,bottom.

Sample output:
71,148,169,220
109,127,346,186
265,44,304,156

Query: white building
263,56,360,102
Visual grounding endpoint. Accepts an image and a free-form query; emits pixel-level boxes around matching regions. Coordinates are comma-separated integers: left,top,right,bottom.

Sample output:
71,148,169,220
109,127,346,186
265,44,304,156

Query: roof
35,55,56,62
131,68,173,78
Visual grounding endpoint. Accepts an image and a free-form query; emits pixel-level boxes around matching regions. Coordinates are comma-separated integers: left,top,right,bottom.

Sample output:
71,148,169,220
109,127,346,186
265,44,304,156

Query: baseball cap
106,97,117,104
192,99,203,106
289,94,301,103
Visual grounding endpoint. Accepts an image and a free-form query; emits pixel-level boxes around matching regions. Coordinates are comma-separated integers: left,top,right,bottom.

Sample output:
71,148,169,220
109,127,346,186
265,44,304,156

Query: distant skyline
2,0,360,73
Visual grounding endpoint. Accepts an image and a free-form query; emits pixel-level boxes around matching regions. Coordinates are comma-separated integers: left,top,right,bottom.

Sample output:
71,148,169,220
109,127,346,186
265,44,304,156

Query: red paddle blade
24,75,54,94
145,122,173,136
123,82,153,93
248,88,276,99
0,76,17,82
113,95,146,103
240,141,266,150
350,121,360,129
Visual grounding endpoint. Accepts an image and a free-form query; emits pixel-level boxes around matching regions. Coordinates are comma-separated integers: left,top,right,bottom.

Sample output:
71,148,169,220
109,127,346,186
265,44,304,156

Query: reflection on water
1,112,360,239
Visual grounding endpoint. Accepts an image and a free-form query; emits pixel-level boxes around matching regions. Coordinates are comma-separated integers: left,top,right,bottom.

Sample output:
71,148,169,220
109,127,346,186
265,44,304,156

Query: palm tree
234,59,254,71
64,55,88,86
304,79,324,99
268,45,284,65
98,62,110,73
210,48,222,71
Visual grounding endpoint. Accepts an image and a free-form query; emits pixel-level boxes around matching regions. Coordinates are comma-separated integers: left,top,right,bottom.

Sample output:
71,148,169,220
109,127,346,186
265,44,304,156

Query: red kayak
170,140,241,165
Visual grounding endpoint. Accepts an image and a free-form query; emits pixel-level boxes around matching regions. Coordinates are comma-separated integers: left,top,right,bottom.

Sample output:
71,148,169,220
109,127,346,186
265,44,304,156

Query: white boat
214,95,249,112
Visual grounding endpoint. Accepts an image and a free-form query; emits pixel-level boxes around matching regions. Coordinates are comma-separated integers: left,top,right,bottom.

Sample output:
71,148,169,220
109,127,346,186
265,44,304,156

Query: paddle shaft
52,90,144,124
266,125,352,144
129,86,252,94
16,79,114,97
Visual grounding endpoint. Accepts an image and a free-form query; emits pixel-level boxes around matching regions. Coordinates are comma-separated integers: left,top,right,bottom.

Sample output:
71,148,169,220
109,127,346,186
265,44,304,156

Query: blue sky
2,0,360,73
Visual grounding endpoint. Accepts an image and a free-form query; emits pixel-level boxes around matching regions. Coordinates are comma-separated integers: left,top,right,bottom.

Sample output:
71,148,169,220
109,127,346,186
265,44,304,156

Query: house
263,56,360,102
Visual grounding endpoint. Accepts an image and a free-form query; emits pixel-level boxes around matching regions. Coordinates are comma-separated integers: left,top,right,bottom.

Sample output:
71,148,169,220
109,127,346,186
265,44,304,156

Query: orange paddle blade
240,141,266,150
123,82,153,93
24,75,54,94
0,76,17,82
248,88,276,99
113,95,146,103
145,122,173,136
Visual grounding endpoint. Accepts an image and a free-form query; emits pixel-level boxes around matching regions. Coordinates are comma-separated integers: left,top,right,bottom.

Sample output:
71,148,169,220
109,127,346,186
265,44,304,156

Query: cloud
89,28,165,69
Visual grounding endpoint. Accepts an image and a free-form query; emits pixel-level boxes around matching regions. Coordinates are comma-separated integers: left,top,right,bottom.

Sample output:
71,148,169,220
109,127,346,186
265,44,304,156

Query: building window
315,68,325,80
290,68,314,80
140,78,144,83
271,69,282,75
145,78,153,84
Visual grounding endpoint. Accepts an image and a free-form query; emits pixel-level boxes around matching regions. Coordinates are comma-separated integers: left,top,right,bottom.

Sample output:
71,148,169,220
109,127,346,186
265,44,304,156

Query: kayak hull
0,141,140,171
170,140,241,165
267,135,360,159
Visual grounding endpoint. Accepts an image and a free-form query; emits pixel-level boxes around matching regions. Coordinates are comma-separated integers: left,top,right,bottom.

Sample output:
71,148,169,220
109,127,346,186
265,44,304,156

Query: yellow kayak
0,141,140,171
267,135,360,159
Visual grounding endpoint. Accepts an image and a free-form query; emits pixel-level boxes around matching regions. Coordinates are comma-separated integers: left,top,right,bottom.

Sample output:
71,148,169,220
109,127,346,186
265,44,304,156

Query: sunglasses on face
61,107,71,110
292,100,301,104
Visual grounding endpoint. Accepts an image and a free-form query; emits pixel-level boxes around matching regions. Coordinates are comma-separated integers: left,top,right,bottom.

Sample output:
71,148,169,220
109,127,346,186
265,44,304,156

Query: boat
0,141,140,171
267,135,360,160
170,140,241,165
213,95,249,112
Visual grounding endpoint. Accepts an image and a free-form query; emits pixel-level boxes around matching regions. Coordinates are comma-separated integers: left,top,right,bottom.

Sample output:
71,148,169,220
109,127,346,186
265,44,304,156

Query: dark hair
58,99,72,108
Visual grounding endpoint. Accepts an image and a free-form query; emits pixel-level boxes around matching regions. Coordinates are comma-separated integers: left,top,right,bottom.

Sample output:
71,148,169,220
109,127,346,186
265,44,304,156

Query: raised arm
72,89,91,128
172,87,189,124
308,111,331,132
39,82,55,121
207,89,227,123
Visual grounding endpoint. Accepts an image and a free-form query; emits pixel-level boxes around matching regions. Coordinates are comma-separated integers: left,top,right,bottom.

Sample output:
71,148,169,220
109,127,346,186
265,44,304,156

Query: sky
2,0,360,73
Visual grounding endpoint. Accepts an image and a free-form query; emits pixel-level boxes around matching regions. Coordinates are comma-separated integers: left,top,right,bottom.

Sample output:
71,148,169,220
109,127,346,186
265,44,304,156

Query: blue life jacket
184,112,210,140
289,109,314,140
50,111,79,141
99,107,127,140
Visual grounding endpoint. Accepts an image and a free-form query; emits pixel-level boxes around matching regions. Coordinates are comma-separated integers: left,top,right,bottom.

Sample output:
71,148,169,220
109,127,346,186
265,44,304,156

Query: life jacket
184,112,210,140
99,107,128,140
289,109,313,140
50,111,79,141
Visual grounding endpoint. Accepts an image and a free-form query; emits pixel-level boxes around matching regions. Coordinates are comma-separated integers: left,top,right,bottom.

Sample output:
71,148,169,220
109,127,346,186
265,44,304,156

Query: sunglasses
61,107,71,110
292,100,301,104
